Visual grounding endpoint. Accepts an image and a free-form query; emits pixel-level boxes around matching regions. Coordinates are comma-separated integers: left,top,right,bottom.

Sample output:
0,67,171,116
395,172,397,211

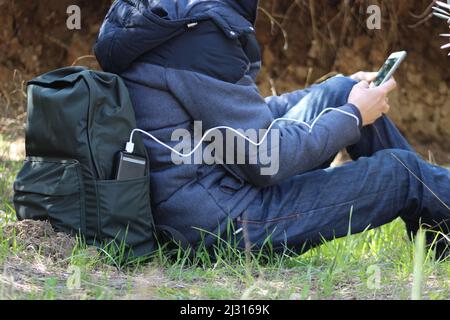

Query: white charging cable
125,107,360,156
124,106,450,213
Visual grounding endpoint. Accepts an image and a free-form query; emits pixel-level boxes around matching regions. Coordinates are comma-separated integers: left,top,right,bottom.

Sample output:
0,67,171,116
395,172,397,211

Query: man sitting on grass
94,0,450,259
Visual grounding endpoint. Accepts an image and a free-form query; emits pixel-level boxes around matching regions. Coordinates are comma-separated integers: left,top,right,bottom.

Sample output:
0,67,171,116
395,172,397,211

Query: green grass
0,160,22,262
0,159,449,300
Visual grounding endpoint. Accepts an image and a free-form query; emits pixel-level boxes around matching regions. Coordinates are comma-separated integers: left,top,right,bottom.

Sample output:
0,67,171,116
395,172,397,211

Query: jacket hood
146,0,259,24
94,0,259,74
221,0,258,24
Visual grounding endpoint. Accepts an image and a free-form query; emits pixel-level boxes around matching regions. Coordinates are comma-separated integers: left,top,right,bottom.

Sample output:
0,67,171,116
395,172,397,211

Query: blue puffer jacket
94,0,362,246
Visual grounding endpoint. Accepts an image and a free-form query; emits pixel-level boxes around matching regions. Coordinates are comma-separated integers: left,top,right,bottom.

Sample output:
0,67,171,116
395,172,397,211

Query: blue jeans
236,77,450,256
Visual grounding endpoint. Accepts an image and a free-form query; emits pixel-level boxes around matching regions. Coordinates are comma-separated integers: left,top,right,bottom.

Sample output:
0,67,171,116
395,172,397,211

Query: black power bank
114,151,147,180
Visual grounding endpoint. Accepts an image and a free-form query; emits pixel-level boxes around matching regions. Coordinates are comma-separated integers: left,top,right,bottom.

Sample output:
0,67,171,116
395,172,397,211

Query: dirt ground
1,220,171,299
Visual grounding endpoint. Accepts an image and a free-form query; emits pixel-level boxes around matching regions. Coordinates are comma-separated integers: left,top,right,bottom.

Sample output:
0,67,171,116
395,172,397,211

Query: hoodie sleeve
166,69,361,187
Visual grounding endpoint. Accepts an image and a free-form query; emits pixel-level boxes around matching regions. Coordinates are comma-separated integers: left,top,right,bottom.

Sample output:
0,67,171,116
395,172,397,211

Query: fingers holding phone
348,52,405,126
348,77,397,126
378,77,397,114
350,71,378,83
377,77,397,94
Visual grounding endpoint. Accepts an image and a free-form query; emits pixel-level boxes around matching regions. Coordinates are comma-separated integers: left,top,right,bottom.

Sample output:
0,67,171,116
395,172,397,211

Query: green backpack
13,67,157,257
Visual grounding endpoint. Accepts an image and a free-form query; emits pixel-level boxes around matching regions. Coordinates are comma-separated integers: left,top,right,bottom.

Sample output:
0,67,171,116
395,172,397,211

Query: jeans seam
237,213,301,225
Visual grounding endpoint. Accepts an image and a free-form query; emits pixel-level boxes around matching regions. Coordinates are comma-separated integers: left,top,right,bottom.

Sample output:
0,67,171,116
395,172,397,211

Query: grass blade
411,229,426,300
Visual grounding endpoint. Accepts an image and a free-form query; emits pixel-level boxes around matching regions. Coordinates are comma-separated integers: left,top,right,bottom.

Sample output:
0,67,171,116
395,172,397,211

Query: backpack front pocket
95,176,155,256
13,157,85,235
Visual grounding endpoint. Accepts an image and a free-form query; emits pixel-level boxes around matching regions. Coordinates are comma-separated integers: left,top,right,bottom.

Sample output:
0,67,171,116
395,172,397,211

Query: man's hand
348,78,397,126
350,71,378,83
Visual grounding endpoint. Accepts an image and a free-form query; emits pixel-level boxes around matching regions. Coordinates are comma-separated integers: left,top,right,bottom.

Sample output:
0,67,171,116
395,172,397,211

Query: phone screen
372,57,398,87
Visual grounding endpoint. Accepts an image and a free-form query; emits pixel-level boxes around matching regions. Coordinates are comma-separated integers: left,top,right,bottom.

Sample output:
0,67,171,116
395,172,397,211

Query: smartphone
372,51,407,87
